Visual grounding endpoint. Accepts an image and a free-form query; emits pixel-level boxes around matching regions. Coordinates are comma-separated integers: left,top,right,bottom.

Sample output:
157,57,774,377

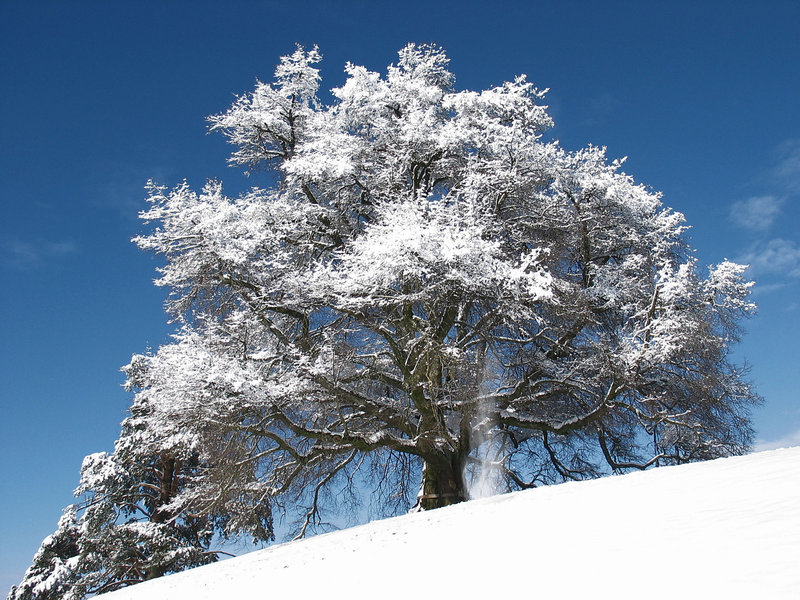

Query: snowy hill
99,448,800,599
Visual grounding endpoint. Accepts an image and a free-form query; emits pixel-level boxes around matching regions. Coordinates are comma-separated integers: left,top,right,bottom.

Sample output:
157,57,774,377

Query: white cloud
755,426,800,452
729,195,784,231
1,239,78,269
748,281,787,297
773,139,800,192
738,238,800,280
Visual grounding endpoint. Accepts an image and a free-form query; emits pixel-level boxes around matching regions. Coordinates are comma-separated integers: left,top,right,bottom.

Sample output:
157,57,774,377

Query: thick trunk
418,454,466,510
414,344,467,510
144,565,166,581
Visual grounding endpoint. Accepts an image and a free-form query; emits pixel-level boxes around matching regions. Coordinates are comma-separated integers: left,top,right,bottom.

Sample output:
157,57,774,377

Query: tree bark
418,454,466,510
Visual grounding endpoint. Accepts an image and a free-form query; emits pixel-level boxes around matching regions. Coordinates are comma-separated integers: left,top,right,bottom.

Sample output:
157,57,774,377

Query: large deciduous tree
14,41,759,599
131,43,757,516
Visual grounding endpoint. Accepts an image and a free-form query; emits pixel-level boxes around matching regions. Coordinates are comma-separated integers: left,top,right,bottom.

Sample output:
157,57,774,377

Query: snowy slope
99,448,800,599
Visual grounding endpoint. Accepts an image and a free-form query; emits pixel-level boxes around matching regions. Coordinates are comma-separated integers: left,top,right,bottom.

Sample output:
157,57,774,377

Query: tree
9,374,272,600
125,43,757,519
14,42,760,597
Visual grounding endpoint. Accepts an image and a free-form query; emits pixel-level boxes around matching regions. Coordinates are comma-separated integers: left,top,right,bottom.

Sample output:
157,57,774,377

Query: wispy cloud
773,139,800,192
748,281,787,297
579,92,621,126
1,239,78,269
755,426,800,452
90,162,174,221
728,140,800,295
738,238,800,279
729,195,785,231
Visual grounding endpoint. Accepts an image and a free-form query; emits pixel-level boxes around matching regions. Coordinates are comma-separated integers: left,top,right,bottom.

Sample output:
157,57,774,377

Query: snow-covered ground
99,447,800,599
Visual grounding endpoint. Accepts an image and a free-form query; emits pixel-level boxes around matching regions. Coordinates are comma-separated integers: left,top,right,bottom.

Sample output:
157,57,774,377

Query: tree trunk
418,454,466,510
144,565,166,581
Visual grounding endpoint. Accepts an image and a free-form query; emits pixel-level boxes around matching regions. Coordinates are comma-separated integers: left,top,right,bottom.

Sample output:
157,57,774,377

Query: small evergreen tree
9,380,272,600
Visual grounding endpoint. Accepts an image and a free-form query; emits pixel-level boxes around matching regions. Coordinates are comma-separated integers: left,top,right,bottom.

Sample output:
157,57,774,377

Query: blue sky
2,0,799,590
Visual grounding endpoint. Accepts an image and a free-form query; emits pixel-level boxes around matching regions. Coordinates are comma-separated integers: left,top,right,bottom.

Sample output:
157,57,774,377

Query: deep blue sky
2,0,799,591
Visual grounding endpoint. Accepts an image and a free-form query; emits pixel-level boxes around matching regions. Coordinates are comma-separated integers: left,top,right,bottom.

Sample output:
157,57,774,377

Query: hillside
98,447,800,599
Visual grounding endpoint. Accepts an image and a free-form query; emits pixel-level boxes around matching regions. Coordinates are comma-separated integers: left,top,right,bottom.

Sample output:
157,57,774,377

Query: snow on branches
138,42,758,511
132,42,758,513
16,43,759,600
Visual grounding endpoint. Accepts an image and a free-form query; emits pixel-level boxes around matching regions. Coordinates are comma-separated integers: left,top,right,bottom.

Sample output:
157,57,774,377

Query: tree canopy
132,41,757,511
13,43,759,599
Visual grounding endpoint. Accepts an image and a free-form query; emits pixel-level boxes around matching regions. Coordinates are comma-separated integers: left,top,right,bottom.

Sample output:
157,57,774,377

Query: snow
98,447,800,599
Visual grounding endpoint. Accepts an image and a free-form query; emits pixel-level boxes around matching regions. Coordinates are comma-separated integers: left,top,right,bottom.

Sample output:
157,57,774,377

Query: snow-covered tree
121,44,759,520
129,44,758,519
9,381,272,600
14,43,761,598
